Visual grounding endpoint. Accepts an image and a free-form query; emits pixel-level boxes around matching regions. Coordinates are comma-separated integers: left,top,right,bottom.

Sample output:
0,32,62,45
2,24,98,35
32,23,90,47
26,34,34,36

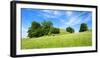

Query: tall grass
21,31,92,49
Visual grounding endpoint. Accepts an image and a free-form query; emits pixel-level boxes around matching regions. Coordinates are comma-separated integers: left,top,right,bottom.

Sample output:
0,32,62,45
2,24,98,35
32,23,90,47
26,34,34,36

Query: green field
21,31,92,49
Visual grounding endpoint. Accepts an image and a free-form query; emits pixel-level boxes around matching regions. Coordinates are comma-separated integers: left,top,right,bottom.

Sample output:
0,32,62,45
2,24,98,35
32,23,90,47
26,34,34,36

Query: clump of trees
66,23,89,33
79,23,88,32
27,21,60,38
27,21,89,38
66,27,74,33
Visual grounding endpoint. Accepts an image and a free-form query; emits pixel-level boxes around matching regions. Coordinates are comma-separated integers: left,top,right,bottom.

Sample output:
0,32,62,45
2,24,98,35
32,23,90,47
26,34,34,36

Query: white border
16,3,96,55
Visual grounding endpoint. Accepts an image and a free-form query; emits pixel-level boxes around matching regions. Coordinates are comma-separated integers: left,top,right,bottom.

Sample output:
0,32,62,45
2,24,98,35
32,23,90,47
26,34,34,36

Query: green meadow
21,30,92,49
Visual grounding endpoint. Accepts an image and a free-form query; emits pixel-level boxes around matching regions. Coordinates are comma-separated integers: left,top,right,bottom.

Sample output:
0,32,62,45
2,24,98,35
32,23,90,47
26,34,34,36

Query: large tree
66,27,74,33
41,21,53,35
79,23,88,32
41,20,53,28
31,21,41,29
27,21,42,38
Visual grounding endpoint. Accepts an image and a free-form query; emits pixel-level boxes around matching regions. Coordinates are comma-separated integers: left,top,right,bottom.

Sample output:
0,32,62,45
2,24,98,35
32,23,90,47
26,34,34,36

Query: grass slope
21,31,92,49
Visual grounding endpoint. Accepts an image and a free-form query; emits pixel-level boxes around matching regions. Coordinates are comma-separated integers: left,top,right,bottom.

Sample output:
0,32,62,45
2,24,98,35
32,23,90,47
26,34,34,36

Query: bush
28,28,45,38
79,23,88,32
66,27,74,33
50,28,60,34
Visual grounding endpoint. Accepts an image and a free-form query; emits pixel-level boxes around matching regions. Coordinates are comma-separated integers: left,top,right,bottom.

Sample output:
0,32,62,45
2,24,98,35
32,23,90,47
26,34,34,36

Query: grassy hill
21,31,92,49
60,29,70,35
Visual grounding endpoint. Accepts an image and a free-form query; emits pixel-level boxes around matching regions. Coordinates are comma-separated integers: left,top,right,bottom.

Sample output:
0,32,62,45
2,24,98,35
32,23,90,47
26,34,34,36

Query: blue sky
21,8,92,38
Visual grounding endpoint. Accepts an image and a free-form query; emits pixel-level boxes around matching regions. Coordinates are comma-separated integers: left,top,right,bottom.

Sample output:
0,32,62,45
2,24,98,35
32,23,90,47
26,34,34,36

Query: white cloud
83,14,91,23
22,26,28,38
41,10,62,18
42,10,60,15
65,12,85,26
59,12,91,29
40,10,91,29
42,10,52,13
66,11,73,16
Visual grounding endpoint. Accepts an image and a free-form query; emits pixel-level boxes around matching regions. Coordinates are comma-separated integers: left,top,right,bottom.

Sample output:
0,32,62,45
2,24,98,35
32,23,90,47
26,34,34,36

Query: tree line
27,21,89,38
27,21,60,38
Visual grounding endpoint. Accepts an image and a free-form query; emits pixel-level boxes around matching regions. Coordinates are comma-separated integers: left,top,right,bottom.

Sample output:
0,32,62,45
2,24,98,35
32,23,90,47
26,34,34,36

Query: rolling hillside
21,31,92,49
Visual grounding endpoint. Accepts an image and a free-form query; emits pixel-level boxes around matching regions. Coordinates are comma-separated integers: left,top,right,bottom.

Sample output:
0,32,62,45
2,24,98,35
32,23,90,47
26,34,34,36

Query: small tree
66,27,74,33
79,23,88,32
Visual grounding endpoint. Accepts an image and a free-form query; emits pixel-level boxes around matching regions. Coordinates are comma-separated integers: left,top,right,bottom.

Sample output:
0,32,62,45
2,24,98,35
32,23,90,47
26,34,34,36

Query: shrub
66,27,74,33
50,28,60,34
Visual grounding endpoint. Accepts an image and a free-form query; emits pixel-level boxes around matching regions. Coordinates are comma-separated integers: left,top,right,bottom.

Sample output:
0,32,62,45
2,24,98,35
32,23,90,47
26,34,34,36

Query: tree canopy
27,21,89,38
66,27,74,33
27,21,60,38
79,23,88,32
